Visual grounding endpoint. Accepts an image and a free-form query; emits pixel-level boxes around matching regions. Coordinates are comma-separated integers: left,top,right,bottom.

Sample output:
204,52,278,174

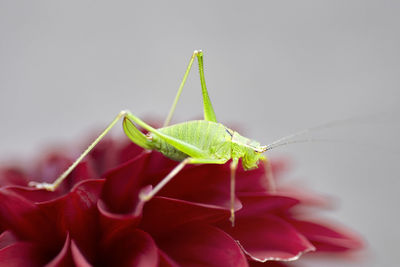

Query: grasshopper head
242,145,267,170
231,132,267,170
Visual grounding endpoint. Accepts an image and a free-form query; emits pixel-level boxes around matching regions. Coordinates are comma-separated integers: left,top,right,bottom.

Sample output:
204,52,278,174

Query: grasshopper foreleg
139,158,190,201
261,157,276,193
230,158,239,227
29,110,134,191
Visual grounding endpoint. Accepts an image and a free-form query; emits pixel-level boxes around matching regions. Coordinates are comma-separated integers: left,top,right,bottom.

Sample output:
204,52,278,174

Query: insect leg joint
118,110,131,118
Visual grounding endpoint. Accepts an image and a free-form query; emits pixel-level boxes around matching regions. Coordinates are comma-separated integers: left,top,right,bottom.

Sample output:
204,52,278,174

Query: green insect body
134,120,266,170
29,50,272,226
151,120,231,162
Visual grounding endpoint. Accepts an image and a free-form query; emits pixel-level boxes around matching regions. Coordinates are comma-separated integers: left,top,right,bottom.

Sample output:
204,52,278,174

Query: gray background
0,1,399,266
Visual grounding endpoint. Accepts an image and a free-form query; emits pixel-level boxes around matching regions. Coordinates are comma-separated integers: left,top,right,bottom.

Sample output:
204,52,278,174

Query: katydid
28,50,303,226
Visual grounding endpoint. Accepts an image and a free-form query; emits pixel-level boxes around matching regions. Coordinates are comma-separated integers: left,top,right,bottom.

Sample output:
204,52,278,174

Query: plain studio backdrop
0,1,399,266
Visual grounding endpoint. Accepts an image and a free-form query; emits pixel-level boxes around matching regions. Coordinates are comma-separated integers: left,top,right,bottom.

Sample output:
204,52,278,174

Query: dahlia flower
0,132,363,266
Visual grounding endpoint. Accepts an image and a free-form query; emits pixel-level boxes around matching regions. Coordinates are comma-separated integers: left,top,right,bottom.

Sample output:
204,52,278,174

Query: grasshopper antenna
264,113,386,150
265,138,334,151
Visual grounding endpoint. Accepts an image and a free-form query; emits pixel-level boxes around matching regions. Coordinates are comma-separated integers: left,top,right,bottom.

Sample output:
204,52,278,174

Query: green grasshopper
29,50,282,226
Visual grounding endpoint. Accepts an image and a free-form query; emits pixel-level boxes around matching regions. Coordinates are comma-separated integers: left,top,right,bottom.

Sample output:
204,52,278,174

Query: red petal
118,141,147,165
220,214,315,262
142,150,190,176
85,137,119,176
152,163,239,208
71,240,93,267
5,165,84,203
158,250,179,267
101,152,150,214
0,231,17,250
157,224,248,267
0,180,104,263
8,186,66,203
150,159,282,207
97,198,143,239
0,188,63,247
0,167,27,187
0,241,44,266
249,261,288,267
236,195,299,218
289,219,364,252
45,234,92,267
45,234,74,267
235,161,270,195
100,228,159,267
10,161,98,199
140,196,232,237
63,179,104,263
64,161,98,189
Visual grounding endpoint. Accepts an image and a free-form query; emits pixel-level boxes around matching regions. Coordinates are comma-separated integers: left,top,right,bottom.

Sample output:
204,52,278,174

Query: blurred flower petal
0,241,44,267
140,196,232,237
100,228,159,267
157,224,248,267
289,219,364,252
221,214,315,262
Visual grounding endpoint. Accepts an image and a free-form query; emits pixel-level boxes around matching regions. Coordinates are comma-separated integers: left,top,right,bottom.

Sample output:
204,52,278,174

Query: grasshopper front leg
230,158,239,227
139,157,228,202
29,110,150,191
260,157,276,193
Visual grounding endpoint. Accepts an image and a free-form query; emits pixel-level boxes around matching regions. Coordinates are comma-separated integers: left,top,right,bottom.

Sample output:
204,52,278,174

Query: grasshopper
30,50,280,226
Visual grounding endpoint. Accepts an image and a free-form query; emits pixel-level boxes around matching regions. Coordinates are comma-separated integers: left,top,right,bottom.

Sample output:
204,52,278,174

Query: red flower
0,133,363,266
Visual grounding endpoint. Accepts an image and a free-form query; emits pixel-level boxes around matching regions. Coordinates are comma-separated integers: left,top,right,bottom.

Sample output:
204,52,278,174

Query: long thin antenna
265,136,399,155
265,114,381,149
266,138,333,151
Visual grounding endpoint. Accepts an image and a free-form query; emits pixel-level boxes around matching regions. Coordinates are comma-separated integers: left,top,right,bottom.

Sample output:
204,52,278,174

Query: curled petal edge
236,240,315,263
